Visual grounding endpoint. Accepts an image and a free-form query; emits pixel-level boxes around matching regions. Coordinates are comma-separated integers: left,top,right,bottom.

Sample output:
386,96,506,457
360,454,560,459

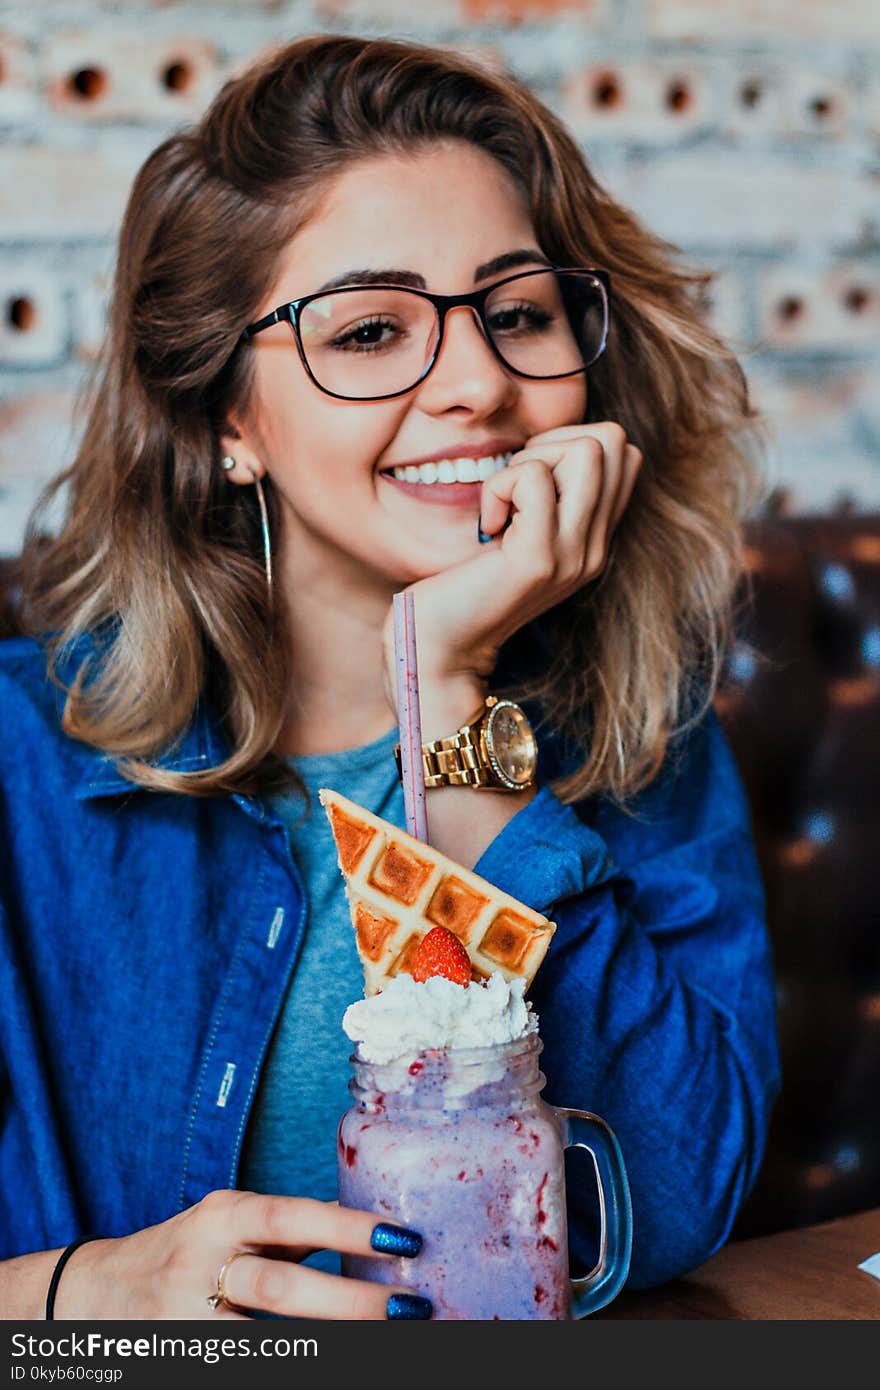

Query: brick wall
0,0,877,555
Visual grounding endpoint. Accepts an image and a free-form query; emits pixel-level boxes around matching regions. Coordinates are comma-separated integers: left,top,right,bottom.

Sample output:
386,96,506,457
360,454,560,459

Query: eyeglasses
242,267,610,402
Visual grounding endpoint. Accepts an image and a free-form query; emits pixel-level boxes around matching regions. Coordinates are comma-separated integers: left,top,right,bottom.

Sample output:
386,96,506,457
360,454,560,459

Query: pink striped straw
393,589,428,842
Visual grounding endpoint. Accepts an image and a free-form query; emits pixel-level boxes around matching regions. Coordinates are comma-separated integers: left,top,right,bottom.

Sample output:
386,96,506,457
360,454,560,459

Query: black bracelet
45,1235,101,1320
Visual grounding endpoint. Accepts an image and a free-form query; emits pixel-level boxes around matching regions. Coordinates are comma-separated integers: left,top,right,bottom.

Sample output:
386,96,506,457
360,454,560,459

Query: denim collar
55,629,274,824
74,704,220,800
73,703,282,828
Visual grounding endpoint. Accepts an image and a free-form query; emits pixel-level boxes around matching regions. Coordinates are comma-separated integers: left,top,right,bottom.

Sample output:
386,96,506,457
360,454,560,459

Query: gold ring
206,1250,249,1312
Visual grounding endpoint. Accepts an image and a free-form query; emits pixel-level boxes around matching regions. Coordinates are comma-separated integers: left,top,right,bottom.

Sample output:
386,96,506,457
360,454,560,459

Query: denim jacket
0,631,780,1289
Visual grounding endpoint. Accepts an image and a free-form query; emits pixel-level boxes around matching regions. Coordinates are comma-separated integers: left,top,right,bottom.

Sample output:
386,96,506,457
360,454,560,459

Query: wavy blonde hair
20,32,764,804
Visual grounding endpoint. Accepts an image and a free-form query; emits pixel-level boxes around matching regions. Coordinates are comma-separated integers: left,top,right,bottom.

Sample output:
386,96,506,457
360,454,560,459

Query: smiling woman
0,33,779,1320
17,32,760,804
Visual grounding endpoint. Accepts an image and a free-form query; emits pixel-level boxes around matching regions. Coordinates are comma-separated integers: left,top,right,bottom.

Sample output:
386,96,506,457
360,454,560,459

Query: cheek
258,347,402,459
266,400,407,523
525,378,588,433
274,452,373,529
265,386,400,481
560,377,589,423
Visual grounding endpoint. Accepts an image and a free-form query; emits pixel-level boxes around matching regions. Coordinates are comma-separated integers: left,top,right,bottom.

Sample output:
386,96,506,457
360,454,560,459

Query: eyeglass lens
296,270,606,399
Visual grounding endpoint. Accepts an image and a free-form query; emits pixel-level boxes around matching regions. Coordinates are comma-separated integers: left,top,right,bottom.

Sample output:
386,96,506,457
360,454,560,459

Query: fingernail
370,1222,423,1258
478,520,493,544
387,1292,433,1320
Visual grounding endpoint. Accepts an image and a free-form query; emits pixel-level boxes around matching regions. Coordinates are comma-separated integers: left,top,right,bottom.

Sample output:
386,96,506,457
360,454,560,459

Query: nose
414,303,515,412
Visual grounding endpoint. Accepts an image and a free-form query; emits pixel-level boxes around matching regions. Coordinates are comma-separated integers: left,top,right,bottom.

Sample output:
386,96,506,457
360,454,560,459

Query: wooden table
596,1206,880,1319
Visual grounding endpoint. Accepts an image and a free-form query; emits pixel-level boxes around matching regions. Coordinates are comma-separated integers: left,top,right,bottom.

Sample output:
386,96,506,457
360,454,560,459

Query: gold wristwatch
394,696,538,792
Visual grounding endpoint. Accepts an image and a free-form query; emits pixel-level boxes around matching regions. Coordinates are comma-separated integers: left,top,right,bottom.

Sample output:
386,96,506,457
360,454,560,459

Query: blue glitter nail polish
370,1222,423,1258
387,1292,433,1320
479,516,514,542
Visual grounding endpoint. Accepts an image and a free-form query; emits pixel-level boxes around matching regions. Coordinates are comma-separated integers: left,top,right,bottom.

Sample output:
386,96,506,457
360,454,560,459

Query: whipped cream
342,971,537,1065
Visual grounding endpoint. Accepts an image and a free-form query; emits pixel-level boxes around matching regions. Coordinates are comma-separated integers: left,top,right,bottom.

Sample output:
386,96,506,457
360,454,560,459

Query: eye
330,316,405,352
488,303,554,335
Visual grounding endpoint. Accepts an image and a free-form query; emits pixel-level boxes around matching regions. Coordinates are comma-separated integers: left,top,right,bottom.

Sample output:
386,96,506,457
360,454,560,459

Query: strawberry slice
410,926,471,987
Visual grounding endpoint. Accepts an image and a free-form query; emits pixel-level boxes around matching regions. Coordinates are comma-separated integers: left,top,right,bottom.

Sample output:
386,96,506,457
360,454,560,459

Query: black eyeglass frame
241,266,611,403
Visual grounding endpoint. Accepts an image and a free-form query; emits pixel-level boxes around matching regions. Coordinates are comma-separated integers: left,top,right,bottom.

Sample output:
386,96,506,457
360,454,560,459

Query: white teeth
389,451,513,484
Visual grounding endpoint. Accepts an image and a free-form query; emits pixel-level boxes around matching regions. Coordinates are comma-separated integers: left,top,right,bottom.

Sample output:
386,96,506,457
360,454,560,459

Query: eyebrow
313,248,553,295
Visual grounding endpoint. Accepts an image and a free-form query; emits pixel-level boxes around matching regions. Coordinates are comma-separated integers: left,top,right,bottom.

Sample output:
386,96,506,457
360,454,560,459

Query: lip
379,474,483,507
378,436,524,472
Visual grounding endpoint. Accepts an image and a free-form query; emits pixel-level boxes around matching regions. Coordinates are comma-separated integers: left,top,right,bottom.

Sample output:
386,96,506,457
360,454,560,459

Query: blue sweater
0,631,780,1289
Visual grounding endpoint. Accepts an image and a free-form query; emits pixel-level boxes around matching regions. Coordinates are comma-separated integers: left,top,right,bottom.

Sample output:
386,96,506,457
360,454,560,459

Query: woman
0,33,779,1319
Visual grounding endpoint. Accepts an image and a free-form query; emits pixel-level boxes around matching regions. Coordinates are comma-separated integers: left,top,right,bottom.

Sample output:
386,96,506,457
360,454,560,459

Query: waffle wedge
319,787,556,996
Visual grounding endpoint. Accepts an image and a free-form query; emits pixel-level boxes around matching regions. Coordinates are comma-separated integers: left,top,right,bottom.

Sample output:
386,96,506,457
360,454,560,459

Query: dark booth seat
719,516,880,1238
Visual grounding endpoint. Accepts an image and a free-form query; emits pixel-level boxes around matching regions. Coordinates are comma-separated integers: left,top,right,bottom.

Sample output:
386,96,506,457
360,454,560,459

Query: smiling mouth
379,451,513,486
378,451,513,509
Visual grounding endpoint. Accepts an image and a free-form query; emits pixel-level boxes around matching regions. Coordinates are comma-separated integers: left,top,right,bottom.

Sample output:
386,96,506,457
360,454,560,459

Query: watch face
485,701,538,788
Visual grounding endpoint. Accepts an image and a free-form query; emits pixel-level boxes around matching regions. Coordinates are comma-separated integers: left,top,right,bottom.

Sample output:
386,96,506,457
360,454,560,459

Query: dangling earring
220,455,273,596
245,464,273,597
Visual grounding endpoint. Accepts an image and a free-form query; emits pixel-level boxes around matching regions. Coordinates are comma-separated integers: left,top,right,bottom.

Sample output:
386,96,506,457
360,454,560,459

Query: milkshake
320,788,632,1320
339,972,572,1319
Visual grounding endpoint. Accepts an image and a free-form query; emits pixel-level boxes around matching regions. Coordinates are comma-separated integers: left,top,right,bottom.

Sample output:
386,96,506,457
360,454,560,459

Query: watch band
393,696,538,791
424,703,497,788
394,700,491,789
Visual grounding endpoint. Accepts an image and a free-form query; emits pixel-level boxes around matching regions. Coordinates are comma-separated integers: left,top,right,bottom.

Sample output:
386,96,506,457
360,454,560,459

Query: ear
218,417,265,485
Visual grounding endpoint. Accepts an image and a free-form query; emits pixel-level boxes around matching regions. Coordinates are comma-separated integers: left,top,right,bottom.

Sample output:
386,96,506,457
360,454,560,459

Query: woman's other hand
52,1191,428,1320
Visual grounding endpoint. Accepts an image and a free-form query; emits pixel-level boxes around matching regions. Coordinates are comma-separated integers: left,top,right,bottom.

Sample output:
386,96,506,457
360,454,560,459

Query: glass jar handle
554,1107,633,1318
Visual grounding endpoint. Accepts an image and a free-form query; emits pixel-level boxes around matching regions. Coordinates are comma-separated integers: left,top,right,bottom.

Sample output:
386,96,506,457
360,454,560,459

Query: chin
358,510,475,583
414,540,476,579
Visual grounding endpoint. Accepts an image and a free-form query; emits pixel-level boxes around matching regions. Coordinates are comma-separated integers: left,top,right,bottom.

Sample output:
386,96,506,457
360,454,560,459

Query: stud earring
221,455,236,471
